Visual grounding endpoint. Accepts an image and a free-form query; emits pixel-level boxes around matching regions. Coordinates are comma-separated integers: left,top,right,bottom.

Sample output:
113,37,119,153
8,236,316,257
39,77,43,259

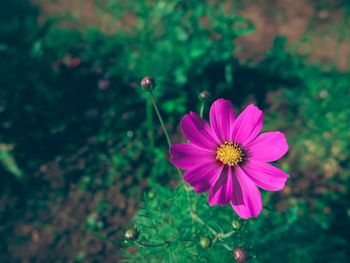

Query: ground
2,0,350,262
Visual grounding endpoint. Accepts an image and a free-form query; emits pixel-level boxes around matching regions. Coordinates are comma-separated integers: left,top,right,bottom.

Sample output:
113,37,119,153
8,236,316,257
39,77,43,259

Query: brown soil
1,138,148,262
32,0,350,70
234,0,350,70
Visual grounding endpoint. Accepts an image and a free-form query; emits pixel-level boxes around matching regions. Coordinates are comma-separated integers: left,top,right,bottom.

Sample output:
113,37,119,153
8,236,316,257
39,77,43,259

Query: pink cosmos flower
170,98,289,219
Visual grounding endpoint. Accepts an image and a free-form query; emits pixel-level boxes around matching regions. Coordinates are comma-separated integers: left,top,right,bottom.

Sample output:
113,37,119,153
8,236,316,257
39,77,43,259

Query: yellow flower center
216,142,244,166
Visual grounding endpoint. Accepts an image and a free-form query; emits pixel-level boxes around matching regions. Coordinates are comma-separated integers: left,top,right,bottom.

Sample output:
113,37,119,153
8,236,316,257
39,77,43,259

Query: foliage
123,182,348,263
95,0,254,88
121,31,350,263
0,0,350,262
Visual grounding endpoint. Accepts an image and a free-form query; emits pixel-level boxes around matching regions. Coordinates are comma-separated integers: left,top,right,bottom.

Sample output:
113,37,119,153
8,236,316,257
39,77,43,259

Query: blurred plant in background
0,0,350,262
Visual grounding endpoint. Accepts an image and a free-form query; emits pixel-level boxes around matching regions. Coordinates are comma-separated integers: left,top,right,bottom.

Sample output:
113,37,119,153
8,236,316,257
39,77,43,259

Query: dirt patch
1,140,147,262
235,0,350,70
33,0,350,70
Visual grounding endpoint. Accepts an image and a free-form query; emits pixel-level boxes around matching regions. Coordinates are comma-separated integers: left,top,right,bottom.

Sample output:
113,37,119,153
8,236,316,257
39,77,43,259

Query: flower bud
233,247,247,263
140,76,156,91
231,220,243,231
124,227,139,241
199,236,212,249
199,91,211,101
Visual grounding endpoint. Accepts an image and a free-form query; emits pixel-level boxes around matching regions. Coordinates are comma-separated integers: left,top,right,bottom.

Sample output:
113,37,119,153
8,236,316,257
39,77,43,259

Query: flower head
170,98,289,219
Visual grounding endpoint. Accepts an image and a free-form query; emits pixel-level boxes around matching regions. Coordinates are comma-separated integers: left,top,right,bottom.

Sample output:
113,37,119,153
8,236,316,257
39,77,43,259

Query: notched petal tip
280,132,289,152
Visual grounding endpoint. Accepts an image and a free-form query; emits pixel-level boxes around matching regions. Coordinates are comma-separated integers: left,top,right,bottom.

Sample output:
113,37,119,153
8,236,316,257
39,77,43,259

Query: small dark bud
231,220,243,231
233,247,247,263
199,91,211,101
199,236,212,249
124,227,138,241
140,76,156,91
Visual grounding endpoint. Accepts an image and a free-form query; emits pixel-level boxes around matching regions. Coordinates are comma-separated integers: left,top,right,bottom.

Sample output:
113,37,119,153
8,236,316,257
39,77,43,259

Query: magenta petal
180,112,218,149
247,131,288,162
170,143,215,170
230,166,262,219
209,98,235,143
184,162,223,194
243,161,289,191
208,167,234,206
231,104,263,146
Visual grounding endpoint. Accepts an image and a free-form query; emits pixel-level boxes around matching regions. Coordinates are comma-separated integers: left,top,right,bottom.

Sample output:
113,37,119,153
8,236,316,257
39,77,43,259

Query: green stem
135,240,169,247
147,91,196,234
148,91,182,178
149,91,172,148
184,184,196,232
219,230,236,239
199,101,205,118
146,98,155,150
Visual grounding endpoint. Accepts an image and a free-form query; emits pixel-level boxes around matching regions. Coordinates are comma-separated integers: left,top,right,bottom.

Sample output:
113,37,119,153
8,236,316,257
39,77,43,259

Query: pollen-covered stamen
216,142,244,166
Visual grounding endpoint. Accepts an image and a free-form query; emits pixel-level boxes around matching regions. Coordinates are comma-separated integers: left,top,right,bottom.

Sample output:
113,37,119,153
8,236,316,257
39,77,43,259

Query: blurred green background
1,0,350,262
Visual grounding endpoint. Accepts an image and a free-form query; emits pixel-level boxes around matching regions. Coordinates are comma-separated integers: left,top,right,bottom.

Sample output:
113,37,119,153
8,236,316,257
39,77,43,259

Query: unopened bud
199,91,211,101
140,76,156,91
233,247,247,263
199,236,212,249
124,227,138,241
231,220,243,231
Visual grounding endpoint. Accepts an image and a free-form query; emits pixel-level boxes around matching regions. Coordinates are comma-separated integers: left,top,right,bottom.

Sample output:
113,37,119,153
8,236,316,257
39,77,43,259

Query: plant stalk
148,90,182,178
199,101,205,118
